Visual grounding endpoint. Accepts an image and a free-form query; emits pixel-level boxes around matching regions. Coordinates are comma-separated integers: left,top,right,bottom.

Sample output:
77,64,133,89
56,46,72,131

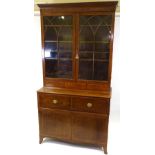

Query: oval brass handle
87,103,92,108
52,99,58,104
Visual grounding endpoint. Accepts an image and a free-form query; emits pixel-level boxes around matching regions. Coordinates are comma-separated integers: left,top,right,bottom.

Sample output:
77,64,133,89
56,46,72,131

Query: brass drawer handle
87,103,92,108
52,99,58,104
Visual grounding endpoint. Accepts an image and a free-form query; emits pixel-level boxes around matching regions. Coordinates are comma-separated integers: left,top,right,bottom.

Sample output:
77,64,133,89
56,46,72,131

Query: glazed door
42,14,113,83
72,112,108,144
40,109,71,140
43,15,75,79
77,14,112,81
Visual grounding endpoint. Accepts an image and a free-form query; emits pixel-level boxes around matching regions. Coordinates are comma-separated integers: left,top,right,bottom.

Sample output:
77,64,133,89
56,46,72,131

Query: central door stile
74,13,79,82
72,14,77,81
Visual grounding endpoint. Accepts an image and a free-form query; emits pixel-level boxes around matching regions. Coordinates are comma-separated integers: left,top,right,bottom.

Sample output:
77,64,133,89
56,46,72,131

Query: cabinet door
78,15,112,81
40,109,71,140
72,112,108,144
43,15,74,79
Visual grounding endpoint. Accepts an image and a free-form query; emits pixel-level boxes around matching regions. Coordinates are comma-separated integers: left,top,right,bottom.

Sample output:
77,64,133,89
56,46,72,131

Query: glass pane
59,27,72,41
94,61,108,80
44,16,72,25
79,52,93,59
78,15,112,81
79,60,93,80
43,16,73,79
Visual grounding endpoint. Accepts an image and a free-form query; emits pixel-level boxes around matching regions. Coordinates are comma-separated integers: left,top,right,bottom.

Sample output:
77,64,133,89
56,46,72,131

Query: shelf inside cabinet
44,40,72,43
79,51,109,53
44,25,72,27
80,41,110,44
79,59,109,62
45,58,72,61
80,25,111,27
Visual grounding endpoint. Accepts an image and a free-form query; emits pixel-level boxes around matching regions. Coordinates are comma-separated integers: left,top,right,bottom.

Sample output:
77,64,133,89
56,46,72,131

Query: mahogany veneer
37,2,117,154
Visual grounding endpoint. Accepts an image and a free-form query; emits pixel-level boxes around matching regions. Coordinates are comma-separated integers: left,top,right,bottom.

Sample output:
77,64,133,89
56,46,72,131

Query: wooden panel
86,82,109,91
44,78,110,91
35,1,120,14
72,112,108,144
39,108,71,139
44,78,86,89
38,2,118,14
38,93,70,110
38,1,118,8
37,87,111,98
71,97,109,114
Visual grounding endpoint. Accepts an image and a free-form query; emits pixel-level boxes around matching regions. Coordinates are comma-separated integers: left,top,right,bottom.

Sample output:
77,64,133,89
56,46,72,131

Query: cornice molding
34,0,120,14
34,11,120,17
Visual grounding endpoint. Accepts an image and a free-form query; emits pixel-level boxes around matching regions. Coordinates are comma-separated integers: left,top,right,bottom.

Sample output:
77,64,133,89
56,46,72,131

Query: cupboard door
40,109,71,140
78,15,112,81
72,112,108,144
43,15,74,79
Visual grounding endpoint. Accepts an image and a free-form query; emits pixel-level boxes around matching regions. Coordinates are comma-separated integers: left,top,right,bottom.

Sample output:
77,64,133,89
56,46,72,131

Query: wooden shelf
45,58,108,62
79,51,109,53
45,40,72,43
80,25,111,27
45,58,58,60
41,24,112,27
80,59,108,62
59,51,72,53
47,50,72,53
45,41,109,43
44,25,72,27
45,58,72,61
80,41,109,43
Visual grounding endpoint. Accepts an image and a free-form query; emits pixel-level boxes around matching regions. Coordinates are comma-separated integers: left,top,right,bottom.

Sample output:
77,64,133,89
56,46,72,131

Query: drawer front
71,97,109,114
38,93,70,110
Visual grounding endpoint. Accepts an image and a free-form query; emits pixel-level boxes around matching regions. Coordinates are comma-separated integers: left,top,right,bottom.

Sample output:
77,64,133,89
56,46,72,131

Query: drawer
71,97,109,114
38,93,70,110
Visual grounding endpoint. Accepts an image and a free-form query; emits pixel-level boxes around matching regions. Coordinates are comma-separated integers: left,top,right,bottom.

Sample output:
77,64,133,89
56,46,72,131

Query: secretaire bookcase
37,1,118,154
